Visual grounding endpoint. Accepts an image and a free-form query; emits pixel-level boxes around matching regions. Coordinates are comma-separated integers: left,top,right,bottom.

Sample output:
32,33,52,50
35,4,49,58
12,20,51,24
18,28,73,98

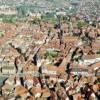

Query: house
57,66,65,74
90,61,100,70
30,86,42,98
42,64,57,75
33,77,41,86
0,6,17,15
89,61,100,76
56,11,66,16
2,83,14,96
28,12,41,19
73,93,83,100
57,71,67,83
5,77,14,86
24,76,34,89
23,61,39,76
2,66,16,75
71,67,89,76
84,57,100,66
42,64,58,82
15,85,29,99
41,87,51,98
7,47,20,57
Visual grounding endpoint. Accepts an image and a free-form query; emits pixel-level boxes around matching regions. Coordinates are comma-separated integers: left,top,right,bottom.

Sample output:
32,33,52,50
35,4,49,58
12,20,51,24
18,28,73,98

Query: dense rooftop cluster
78,0,100,18
0,12,100,100
0,0,99,16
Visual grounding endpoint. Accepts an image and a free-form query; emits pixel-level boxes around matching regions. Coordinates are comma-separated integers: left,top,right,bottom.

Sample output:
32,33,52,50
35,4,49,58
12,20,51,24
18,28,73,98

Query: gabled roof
41,88,51,98
46,65,58,71
90,61,100,71
15,85,28,96
30,86,42,95
57,66,65,73
91,61,100,67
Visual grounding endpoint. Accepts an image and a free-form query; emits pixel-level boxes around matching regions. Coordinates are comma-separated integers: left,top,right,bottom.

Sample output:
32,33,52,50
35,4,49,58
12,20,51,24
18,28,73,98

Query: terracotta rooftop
15,85,28,96
30,86,42,95
46,65,58,71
